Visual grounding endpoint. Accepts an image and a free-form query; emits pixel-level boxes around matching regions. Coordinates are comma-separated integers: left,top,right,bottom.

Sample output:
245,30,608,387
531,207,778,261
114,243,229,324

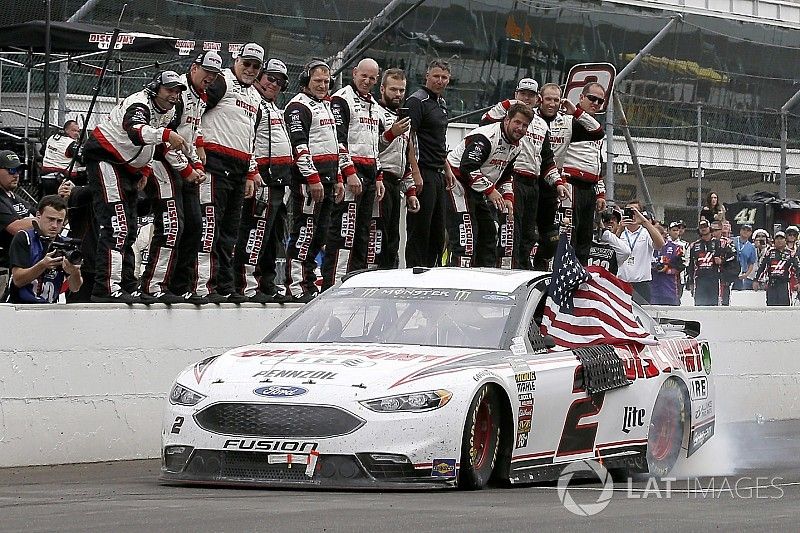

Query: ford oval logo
254,385,308,397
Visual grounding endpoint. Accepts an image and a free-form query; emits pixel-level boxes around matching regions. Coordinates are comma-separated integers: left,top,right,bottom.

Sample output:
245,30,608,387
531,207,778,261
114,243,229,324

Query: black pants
285,181,334,298
513,175,539,270
567,178,596,265
406,166,446,268
377,175,402,269
234,185,286,296
532,182,559,271
196,153,247,296
446,183,497,268
169,181,202,296
766,281,791,306
322,179,376,290
87,159,138,297
693,276,719,306
720,281,732,306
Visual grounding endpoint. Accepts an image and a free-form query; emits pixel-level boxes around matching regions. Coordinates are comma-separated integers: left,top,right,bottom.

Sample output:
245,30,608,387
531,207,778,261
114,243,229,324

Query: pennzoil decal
431,458,457,477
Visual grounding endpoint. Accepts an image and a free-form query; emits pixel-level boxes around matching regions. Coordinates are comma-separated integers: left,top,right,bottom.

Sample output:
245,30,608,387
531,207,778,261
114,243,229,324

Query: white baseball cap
239,42,264,63
194,50,223,73
159,70,187,90
516,78,539,93
265,58,288,78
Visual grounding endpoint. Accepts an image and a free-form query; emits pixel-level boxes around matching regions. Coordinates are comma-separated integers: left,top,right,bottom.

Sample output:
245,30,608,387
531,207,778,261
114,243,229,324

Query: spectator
82,70,188,303
405,59,452,268
750,229,770,289
785,225,799,256
754,230,799,306
616,200,665,303
0,150,35,293
686,219,723,306
284,59,345,303
650,228,685,306
40,119,85,195
712,220,738,305
444,102,531,267
233,60,292,304
4,195,82,303
196,43,264,304
732,224,757,290
667,220,690,298
587,205,630,274
323,58,385,288
372,68,419,270
699,190,726,223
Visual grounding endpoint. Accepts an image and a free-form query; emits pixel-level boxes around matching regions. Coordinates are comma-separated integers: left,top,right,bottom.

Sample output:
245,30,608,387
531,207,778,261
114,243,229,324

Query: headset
143,72,164,96
298,59,331,88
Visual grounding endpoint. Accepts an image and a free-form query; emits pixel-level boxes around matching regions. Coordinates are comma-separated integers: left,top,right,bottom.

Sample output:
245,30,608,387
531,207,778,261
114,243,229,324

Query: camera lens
66,250,83,265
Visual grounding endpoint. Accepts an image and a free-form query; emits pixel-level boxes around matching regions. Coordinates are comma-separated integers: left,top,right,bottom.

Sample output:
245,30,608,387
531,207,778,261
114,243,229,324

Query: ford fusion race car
161,268,714,489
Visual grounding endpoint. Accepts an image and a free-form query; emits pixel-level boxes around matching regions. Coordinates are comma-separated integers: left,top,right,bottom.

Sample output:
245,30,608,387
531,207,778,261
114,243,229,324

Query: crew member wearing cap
82,70,188,303
754,230,799,305
651,222,685,306
732,223,757,291
284,59,345,302
0,150,34,293
40,120,86,194
138,51,223,304
587,205,630,275
479,78,565,269
686,218,724,306
233,58,292,303
197,42,263,304
559,82,608,265
668,220,690,298
711,220,738,305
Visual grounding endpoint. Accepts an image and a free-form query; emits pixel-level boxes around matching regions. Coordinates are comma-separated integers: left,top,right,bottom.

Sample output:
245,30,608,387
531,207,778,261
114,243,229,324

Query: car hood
189,342,508,391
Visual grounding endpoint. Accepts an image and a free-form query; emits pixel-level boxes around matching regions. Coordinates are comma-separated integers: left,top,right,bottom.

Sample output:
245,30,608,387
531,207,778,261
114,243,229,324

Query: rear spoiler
657,317,701,338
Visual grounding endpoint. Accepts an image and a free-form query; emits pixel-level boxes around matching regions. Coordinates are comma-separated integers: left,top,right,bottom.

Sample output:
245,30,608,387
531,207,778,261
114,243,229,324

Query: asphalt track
2,421,799,532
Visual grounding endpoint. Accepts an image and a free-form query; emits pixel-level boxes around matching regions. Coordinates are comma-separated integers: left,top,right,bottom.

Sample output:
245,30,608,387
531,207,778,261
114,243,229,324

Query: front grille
184,450,367,482
358,453,419,480
194,403,365,437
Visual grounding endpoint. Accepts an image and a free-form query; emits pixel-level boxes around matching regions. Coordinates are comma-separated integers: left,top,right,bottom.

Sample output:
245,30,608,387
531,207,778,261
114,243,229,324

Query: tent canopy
0,20,177,54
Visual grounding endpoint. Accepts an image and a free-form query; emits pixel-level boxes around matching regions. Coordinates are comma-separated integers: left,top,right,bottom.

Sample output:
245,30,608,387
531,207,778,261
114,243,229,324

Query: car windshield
268,287,516,349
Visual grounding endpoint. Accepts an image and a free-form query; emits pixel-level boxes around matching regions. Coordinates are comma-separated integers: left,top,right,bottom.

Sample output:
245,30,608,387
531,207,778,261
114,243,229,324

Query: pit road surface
2,421,799,532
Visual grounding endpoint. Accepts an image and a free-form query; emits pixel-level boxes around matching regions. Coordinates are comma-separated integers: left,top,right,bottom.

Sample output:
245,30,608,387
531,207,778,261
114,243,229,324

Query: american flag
541,234,658,348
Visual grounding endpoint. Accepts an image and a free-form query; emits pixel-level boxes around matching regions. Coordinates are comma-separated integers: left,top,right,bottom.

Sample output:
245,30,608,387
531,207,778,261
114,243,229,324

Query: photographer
4,195,82,304
587,206,630,275
616,200,665,303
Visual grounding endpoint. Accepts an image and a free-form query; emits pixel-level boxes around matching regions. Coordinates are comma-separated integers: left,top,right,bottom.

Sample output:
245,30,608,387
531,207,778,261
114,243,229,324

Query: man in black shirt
0,150,35,293
405,59,453,267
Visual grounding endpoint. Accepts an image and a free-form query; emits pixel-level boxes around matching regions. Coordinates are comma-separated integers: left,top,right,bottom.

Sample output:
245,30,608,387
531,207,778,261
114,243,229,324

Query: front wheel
458,385,501,490
647,378,688,477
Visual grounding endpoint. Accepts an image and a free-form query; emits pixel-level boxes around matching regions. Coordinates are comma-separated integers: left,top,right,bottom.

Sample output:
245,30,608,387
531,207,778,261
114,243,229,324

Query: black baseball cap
0,150,25,169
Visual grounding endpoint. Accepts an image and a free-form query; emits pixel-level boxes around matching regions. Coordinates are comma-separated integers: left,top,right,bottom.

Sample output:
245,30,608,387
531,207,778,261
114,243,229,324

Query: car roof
340,267,550,293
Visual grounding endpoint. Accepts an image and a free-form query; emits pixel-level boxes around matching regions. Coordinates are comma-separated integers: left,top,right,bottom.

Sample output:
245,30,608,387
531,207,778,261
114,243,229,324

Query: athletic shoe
152,290,185,304
226,292,248,304
182,292,209,305
131,290,157,305
90,290,135,304
270,292,290,304
249,292,275,304
206,292,228,304
291,292,317,304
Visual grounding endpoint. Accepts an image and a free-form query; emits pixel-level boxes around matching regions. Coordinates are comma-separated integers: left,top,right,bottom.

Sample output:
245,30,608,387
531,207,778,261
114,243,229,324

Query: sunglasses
6,167,19,175
241,59,261,70
585,94,605,105
265,73,287,88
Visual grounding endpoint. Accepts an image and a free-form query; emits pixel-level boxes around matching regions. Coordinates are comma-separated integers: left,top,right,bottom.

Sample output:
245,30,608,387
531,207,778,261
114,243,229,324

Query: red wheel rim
650,407,677,461
472,398,493,469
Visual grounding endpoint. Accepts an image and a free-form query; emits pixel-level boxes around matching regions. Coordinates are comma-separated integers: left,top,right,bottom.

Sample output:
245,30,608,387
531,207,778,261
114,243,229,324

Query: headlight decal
169,383,206,406
360,390,452,412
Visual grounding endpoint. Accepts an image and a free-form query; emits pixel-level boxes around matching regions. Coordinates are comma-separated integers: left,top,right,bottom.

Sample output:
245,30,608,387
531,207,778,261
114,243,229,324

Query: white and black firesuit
446,122,520,267
234,95,292,299
321,83,383,289
559,107,605,264
284,91,342,300
369,105,416,270
756,246,799,306
41,132,85,183
480,99,560,269
196,68,261,299
139,71,208,301
82,88,178,300
588,229,631,275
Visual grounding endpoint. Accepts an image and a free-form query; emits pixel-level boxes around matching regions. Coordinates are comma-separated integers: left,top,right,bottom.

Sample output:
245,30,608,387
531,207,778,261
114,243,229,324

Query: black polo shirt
406,86,448,169
0,189,34,268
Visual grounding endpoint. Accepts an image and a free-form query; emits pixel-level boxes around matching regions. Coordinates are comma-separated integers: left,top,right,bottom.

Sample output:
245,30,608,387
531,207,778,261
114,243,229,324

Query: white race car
161,268,714,489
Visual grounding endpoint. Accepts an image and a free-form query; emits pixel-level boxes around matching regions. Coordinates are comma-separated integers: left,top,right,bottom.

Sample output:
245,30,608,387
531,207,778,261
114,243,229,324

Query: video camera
47,237,83,266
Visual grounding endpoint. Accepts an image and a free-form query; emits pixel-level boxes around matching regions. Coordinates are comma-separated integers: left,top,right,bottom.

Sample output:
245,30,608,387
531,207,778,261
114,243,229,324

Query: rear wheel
458,385,501,490
647,378,688,477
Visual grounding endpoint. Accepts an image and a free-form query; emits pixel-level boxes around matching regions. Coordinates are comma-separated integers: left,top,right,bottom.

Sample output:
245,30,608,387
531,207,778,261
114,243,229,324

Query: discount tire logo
556,461,614,516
